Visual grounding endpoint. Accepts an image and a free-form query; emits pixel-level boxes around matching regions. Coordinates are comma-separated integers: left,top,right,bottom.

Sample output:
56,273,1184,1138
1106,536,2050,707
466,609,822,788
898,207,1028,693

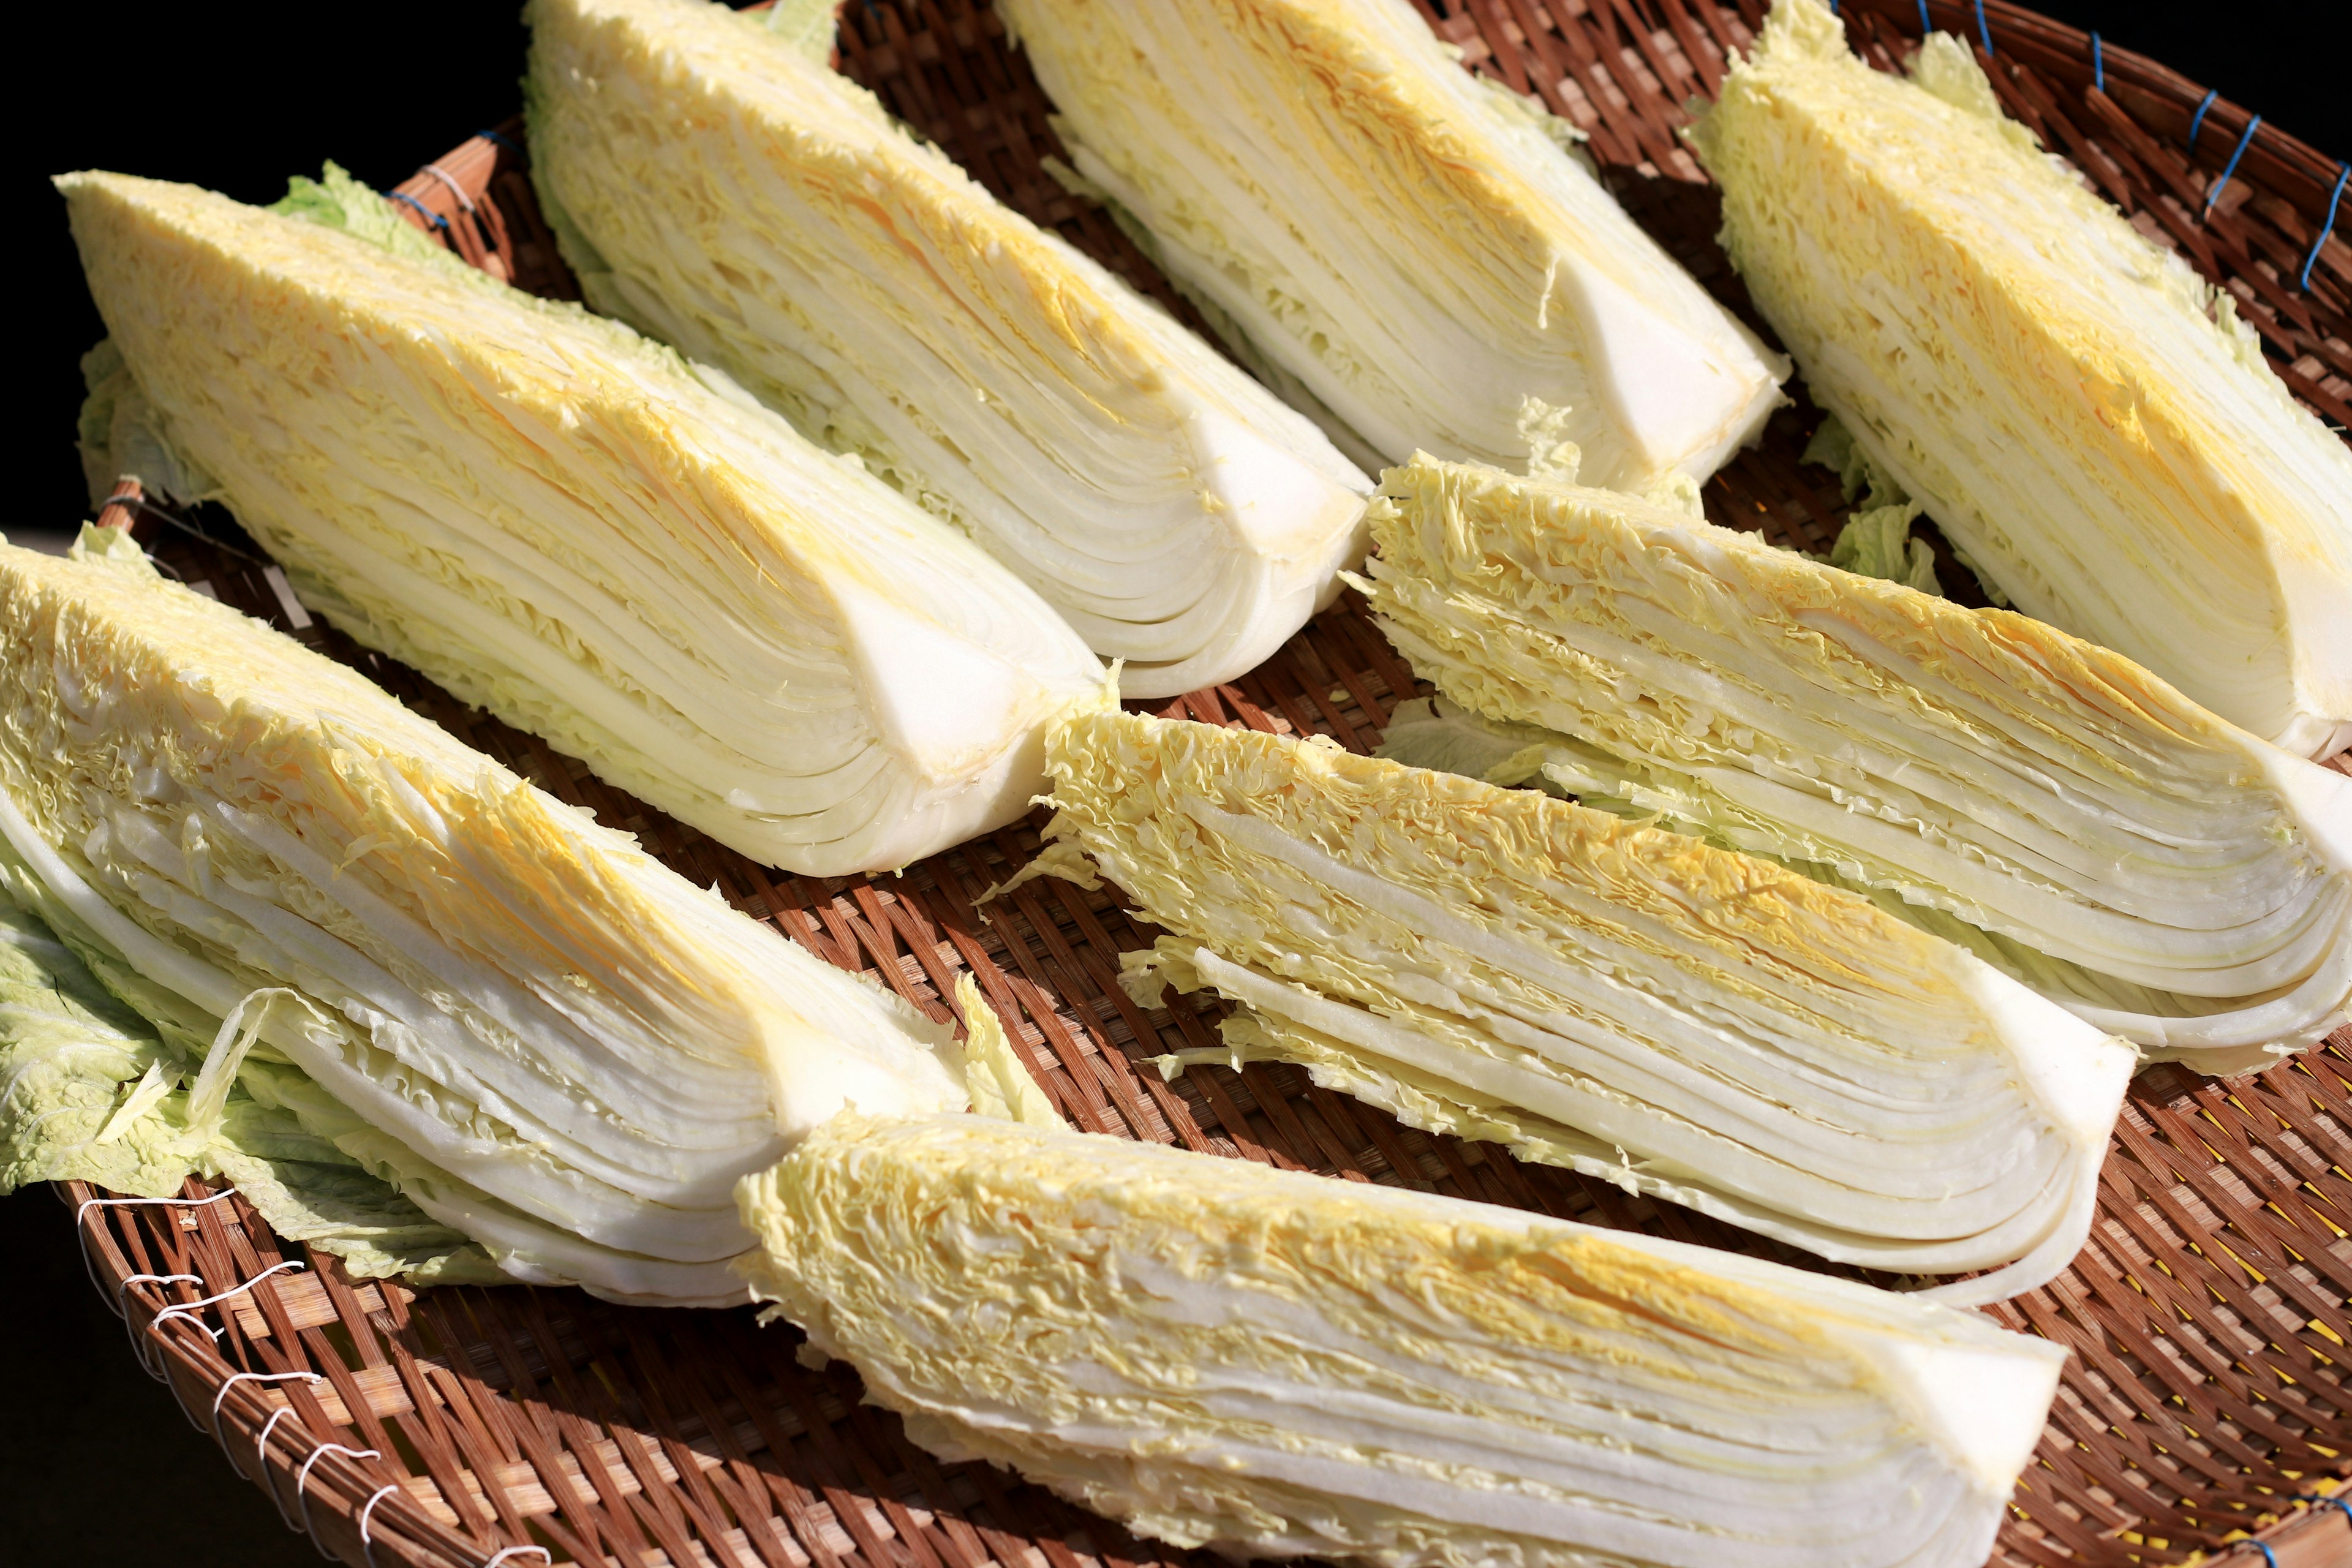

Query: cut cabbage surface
1689,0,2352,758
525,0,1373,699
1039,710,2135,1303
0,530,968,1303
739,1109,2067,1568
58,167,1110,876
996,0,1786,489
1365,455,2352,1077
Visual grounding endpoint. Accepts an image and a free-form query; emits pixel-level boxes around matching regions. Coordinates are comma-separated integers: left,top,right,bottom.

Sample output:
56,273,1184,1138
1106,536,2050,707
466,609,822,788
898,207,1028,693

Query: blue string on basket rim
473,126,517,151
385,189,452,237
2248,1542,2278,1567
2204,114,2262,216
2303,164,2348,290
1917,0,1931,36
2090,31,2104,91
2188,88,2220,149
1973,0,1992,54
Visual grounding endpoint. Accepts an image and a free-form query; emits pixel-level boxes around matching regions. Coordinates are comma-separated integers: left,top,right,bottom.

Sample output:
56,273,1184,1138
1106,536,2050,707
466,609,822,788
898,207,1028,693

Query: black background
3,1,2343,1562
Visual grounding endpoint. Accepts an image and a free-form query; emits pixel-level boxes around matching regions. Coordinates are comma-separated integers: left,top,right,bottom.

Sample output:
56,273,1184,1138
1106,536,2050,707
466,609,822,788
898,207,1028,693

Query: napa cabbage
737,1109,2067,1568
58,165,1111,877
0,529,970,1303
524,0,1373,699
1363,453,2352,1076
1034,709,2136,1303
995,0,1787,490
0,881,506,1283
1688,0,2352,758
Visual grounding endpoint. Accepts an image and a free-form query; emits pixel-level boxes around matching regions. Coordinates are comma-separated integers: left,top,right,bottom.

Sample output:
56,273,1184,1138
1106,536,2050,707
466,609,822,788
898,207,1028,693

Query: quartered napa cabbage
737,1110,2067,1568
57,167,1111,877
1688,0,2352,758
1365,454,2352,1077
0,530,969,1303
1038,710,2136,1303
524,0,1373,699
995,0,1787,489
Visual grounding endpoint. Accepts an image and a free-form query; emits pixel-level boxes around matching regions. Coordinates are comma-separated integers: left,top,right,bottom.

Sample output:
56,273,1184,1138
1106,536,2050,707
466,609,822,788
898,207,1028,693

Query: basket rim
1884,0,2345,213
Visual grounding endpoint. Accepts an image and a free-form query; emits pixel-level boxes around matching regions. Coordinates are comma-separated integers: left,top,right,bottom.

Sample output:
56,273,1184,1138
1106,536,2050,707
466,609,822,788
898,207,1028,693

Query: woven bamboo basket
59,1,2352,1564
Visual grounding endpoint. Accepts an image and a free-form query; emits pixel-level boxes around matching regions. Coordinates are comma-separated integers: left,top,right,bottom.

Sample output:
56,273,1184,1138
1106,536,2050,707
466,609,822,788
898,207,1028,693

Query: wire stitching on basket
415,163,480,214
296,1443,382,1554
255,1403,315,1529
473,127,518,151
116,1272,200,1320
358,1482,405,1568
75,1189,237,1309
1915,0,1931,34
387,189,454,238
2205,115,2263,216
480,1549,553,1566
116,1273,202,1381
1971,0,1991,54
2302,165,2348,288
143,1259,306,1375
2188,88,2220,149
212,1371,325,1481
2090,31,2103,91
2249,1543,2278,1567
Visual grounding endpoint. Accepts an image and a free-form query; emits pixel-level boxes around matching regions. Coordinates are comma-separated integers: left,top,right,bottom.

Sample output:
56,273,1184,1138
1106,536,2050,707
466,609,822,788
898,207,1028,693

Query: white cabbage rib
738,1110,2067,1568
1687,0,2352,758
1364,453,2352,1076
0,533,968,1303
995,0,1786,489
1041,710,2134,1303
524,0,1372,699
58,167,1110,876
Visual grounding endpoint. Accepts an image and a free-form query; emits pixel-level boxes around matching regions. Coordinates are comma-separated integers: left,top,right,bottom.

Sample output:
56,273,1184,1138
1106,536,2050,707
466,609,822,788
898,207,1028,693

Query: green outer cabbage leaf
994,0,1787,491
1039,710,2135,1303
0,872,499,1283
737,1109,2068,1568
0,529,969,1303
58,165,1112,878
1362,453,2352,1075
1687,0,2352,759
524,0,1372,700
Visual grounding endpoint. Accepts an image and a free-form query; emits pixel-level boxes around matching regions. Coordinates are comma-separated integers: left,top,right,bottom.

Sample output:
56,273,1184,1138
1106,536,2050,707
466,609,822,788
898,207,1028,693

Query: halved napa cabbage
58,166,1110,877
1036,710,2135,1303
524,0,1372,699
995,0,1787,489
1365,453,2352,1076
0,529,968,1303
1689,0,2352,757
